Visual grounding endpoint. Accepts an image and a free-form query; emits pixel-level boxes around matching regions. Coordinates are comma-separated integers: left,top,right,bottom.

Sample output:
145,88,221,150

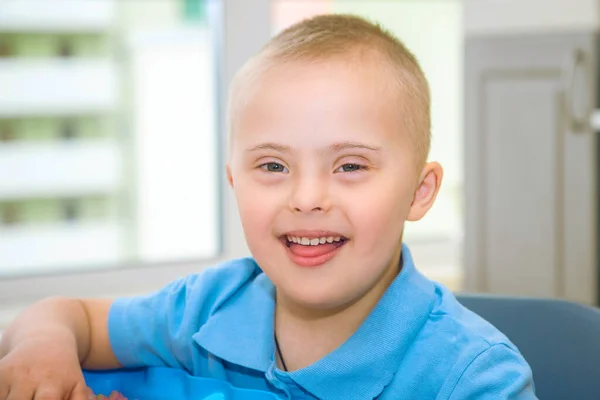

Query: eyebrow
328,141,381,153
246,141,381,154
246,143,292,153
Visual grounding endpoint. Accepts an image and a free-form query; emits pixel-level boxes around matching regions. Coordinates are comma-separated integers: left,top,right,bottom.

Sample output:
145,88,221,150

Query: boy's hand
94,391,128,400
0,328,91,400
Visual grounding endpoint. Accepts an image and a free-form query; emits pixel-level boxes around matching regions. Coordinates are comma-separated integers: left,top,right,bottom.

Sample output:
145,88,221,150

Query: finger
68,382,95,400
0,381,9,400
0,368,12,400
7,385,36,400
32,385,61,400
108,391,127,400
84,386,96,400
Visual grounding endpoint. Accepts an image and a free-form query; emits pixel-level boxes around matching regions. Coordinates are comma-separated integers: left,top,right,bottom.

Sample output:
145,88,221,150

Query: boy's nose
288,177,332,214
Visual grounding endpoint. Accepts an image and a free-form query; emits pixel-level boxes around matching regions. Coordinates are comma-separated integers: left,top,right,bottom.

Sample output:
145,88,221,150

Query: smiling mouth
283,235,348,248
279,234,348,267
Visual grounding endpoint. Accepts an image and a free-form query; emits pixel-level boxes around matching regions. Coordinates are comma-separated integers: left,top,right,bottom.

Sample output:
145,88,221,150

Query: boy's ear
226,164,234,188
407,162,443,222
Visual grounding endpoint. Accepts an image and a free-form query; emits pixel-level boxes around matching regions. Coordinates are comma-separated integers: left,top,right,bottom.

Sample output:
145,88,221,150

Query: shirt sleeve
107,259,258,371
446,344,538,400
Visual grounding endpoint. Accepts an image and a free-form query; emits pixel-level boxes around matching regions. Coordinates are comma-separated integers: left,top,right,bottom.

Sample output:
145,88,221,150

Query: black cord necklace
274,333,288,372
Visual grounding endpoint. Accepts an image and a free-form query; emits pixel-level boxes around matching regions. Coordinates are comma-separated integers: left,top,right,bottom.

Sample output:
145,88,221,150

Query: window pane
0,0,221,277
271,0,464,243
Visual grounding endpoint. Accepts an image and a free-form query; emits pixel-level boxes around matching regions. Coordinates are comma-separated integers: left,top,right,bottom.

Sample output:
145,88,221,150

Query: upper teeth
287,236,342,245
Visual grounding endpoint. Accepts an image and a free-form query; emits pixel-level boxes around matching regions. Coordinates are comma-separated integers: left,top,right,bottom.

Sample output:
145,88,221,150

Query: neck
274,246,402,371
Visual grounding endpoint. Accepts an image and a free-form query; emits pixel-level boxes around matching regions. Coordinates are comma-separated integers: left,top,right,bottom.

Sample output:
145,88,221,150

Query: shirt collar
193,261,276,372
193,244,436,399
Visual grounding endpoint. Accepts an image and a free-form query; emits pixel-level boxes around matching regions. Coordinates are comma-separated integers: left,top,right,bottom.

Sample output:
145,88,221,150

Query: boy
0,14,536,400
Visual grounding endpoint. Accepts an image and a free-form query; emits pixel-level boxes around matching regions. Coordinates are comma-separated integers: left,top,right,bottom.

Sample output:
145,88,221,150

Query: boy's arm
0,296,120,369
442,344,538,400
1,271,208,372
79,298,121,369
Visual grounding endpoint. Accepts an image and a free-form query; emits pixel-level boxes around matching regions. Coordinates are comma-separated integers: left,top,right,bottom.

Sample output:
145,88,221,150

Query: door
464,33,598,304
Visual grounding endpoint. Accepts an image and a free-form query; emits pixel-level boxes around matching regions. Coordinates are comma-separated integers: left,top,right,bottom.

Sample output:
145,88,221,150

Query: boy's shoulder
195,256,263,285
201,256,262,278
180,257,267,313
426,283,517,350
112,256,267,329
384,280,534,399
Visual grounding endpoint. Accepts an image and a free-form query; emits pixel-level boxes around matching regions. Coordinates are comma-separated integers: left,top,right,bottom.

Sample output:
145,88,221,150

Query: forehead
254,57,390,105
233,59,406,147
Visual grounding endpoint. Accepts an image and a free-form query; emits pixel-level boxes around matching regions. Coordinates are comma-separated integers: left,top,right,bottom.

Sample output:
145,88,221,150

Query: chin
284,284,358,312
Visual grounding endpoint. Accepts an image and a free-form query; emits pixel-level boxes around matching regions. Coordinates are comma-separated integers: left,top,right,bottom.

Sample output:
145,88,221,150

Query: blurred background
0,0,597,329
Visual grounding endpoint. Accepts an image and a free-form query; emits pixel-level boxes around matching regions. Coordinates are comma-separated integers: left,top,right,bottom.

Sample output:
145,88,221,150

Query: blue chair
456,294,600,400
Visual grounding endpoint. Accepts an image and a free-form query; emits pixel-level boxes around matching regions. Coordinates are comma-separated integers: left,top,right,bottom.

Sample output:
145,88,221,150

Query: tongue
289,243,338,258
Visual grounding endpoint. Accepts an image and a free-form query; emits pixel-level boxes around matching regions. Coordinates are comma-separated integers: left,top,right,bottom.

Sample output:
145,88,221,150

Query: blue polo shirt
108,245,536,399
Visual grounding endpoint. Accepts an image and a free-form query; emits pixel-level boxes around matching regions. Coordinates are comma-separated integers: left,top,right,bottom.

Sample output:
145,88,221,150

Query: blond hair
228,14,431,169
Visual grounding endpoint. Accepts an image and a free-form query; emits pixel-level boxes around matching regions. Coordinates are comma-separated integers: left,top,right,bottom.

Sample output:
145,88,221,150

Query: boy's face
227,58,441,311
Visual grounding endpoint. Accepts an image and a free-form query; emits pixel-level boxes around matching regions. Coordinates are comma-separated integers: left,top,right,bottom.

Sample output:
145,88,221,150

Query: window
0,0,220,278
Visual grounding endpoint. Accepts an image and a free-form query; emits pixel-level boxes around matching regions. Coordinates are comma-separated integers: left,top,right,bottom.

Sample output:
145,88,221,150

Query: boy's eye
260,162,288,173
336,163,364,173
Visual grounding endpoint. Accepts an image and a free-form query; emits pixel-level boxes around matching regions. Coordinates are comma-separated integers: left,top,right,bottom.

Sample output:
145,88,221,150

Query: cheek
233,174,283,233
345,179,412,239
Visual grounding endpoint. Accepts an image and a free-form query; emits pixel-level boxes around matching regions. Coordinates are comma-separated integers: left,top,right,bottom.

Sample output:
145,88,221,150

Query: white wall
465,0,600,35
